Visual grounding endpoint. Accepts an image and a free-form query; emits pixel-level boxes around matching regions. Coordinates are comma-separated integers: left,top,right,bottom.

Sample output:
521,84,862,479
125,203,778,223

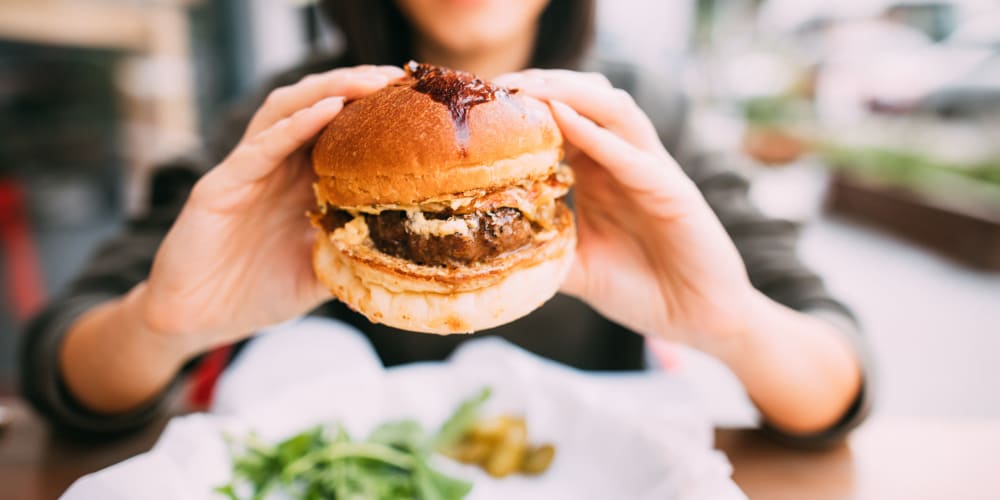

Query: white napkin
63,317,745,500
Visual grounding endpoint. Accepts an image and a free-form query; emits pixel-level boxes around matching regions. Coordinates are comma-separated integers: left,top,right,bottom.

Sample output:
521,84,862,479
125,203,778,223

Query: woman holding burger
22,0,869,445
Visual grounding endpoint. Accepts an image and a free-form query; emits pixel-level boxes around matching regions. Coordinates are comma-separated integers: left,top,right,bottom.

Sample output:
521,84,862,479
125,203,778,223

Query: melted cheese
405,210,479,237
334,216,370,245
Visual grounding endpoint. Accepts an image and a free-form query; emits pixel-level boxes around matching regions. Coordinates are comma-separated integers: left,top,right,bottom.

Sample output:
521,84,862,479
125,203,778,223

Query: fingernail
316,96,345,109
493,73,522,86
501,72,545,85
378,66,406,76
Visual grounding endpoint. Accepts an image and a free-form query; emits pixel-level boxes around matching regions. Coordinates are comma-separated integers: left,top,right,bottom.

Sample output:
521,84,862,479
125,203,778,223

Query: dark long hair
319,0,595,69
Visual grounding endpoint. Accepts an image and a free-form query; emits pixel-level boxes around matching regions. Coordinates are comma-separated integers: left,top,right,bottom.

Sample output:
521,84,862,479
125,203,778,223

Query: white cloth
63,318,745,500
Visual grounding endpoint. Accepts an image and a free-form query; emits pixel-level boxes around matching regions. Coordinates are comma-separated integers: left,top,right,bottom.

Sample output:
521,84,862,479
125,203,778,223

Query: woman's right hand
137,65,404,356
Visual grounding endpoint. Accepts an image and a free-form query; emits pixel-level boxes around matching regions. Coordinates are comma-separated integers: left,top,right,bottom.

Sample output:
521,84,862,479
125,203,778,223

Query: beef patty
366,207,536,267
318,203,566,267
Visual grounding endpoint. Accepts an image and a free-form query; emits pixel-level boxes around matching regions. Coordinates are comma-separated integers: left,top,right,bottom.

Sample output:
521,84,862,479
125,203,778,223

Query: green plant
217,388,491,500
820,145,1000,188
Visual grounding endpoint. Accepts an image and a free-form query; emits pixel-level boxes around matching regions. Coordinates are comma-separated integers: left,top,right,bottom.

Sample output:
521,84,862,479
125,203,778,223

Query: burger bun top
312,65,563,207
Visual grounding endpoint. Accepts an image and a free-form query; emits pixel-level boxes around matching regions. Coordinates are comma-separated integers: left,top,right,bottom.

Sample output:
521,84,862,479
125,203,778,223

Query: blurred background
0,0,997,420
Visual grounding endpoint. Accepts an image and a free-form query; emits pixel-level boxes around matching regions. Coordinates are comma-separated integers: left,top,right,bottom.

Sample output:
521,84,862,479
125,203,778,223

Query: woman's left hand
494,70,764,354
503,71,864,435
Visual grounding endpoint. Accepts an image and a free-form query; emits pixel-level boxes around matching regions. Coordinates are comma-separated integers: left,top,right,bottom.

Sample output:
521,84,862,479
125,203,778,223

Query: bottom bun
313,229,575,334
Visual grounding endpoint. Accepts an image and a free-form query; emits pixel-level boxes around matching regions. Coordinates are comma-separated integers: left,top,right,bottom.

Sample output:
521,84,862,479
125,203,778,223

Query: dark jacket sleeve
17,58,342,434
681,149,874,447
18,160,203,434
597,59,873,446
20,70,281,432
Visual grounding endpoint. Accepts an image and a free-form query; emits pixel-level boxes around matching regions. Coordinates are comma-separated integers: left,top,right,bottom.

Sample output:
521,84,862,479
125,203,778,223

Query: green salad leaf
218,388,491,500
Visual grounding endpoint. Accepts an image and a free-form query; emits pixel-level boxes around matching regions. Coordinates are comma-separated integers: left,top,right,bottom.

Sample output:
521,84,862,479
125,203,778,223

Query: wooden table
1,398,998,499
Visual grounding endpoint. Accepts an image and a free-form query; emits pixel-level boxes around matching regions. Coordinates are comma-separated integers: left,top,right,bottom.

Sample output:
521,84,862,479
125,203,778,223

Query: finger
557,203,615,299
570,159,625,206
550,100,690,195
559,253,587,298
498,72,662,152
525,69,614,88
495,69,610,88
557,205,598,299
222,96,345,184
248,65,401,136
246,66,403,137
309,274,333,304
302,228,334,303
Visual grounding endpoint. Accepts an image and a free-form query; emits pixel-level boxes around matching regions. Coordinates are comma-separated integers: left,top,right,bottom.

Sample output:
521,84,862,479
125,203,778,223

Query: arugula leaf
218,387,491,500
413,456,473,500
369,420,425,453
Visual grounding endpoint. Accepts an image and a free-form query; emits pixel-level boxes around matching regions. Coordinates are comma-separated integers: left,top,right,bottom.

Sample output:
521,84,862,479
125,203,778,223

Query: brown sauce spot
404,61,509,145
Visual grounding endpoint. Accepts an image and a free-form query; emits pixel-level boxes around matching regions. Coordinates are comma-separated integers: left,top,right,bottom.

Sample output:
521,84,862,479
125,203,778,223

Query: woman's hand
60,65,406,414
497,70,863,434
495,70,760,354
141,65,404,355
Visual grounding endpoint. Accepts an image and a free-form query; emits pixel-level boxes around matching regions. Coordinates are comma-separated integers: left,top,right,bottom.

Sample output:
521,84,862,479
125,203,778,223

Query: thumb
558,253,587,299
303,228,335,305
309,276,333,305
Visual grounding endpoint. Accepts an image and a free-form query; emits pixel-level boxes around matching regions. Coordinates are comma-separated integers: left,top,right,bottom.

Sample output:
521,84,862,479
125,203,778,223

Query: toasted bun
313,213,576,334
312,76,562,207
310,63,574,334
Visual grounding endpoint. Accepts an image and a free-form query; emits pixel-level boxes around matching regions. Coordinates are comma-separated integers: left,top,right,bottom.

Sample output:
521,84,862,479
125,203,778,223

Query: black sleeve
17,57,350,434
18,161,203,434
680,150,874,447
598,58,873,446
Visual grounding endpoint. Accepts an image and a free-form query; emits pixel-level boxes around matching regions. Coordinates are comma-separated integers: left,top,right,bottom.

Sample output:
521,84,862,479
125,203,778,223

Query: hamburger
310,62,575,334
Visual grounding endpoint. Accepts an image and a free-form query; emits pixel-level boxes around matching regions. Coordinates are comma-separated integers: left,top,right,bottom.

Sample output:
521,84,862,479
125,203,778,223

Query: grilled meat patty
317,201,567,267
